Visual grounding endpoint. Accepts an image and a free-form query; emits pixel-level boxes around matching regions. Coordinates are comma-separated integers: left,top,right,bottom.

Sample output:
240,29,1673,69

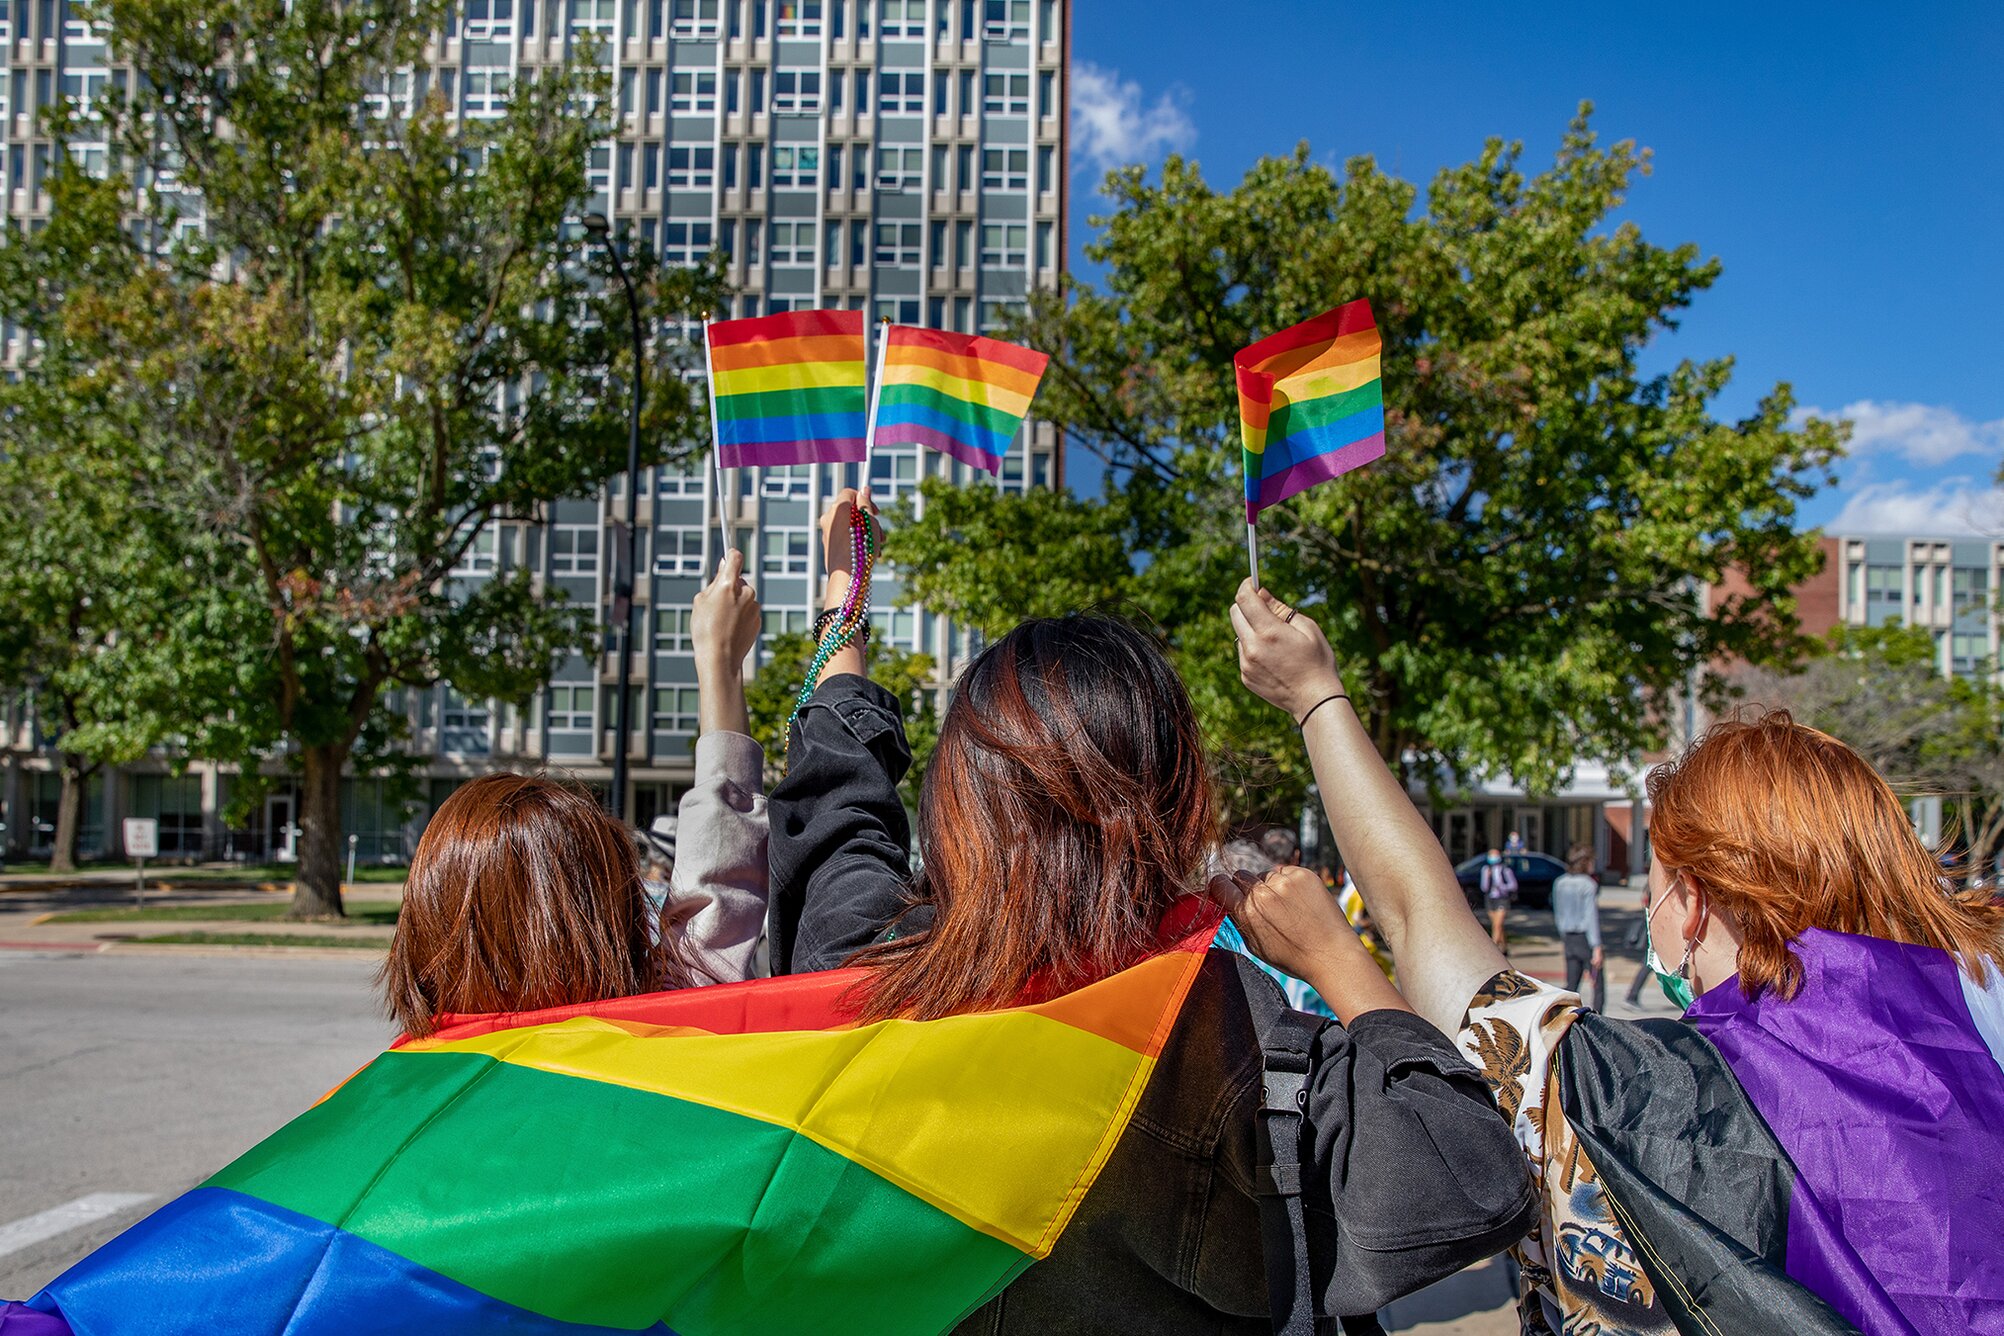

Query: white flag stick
701,317,733,566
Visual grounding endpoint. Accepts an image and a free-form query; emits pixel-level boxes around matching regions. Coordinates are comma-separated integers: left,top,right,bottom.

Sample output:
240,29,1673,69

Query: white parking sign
122,818,159,860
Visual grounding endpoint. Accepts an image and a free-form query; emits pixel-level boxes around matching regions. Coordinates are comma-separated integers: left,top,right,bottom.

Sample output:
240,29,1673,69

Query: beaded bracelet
786,509,876,745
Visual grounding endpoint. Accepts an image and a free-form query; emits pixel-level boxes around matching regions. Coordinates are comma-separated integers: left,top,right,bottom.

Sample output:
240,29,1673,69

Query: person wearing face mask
1227,580,2004,1336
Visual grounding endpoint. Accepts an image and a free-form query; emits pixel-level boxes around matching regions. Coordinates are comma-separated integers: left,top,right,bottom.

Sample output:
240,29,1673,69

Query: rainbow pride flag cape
14,905,1219,1336
1235,299,1385,522
707,308,868,468
874,325,1049,475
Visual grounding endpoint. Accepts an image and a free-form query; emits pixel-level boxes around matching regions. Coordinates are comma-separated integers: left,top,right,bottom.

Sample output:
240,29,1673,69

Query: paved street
0,951,388,1298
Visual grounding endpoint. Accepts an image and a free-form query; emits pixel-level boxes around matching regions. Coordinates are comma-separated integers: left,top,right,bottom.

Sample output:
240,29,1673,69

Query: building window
772,68,821,112
957,68,975,115
463,0,517,38
747,142,764,188
1037,0,1055,42
668,145,716,187
982,72,1028,114
873,297,922,324
750,68,768,113
878,69,926,114
954,218,973,267
763,608,811,639
1038,68,1055,117
1865,565,1902,603
849,218,868,266
654,607,694,654
725,69,742,114
762,464,813,497
953,295,973,331
657,458,706,497
1954,567,1990,610
1037,143,1054,192
770,219,817,263
981,146,1027,189
570,0,617,34
762,526,811,574
869,607,921,649
661,220,714,265
875,145,924,189
879,0,924,37
979,223,1026,268
547,684,595,732
874,221,921,266
655,526,707,574
854,69,871,113
450,526,501,576
832,0,846,38
441,690,493,755
979,298,1022,332
551,524,600,576
775,0,823,35
671,0,722,34
868,447,921,500
929,219,948,266
670,70,718,112
983,0,1026,38
652,686,701,735
771,143,819,186
464,65,512,118
1035,220,1054,269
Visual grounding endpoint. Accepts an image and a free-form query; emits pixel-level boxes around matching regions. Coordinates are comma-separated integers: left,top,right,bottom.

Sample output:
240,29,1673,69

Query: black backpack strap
1254,1008,1320,1336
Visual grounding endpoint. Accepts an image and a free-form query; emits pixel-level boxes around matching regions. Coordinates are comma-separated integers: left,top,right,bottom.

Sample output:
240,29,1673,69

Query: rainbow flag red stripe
21,903,1221,1336
708,309,868,468
1235,299,1384,521
874,326,1049,475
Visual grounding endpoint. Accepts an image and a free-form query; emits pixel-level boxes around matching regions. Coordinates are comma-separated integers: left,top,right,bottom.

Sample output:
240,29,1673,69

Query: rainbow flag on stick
707,308,868,469
1235,299,1385,523
15,904,1220,1336
873,326,1050,476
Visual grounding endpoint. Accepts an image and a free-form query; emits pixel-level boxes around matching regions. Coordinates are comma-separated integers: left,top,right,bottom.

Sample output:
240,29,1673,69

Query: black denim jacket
769,675,1537,1332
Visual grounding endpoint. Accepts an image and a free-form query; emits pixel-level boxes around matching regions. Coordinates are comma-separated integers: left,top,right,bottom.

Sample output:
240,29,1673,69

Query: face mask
1645,878,1702,1011
1486,853,1501,865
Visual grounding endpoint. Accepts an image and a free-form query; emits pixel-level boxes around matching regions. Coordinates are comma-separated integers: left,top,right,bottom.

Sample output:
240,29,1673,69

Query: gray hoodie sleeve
662,731,770,983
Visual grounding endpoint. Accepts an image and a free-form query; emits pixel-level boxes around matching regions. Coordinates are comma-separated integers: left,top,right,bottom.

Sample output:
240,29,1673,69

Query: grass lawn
4,861,407,884
131,931,392,949
45,900,402,926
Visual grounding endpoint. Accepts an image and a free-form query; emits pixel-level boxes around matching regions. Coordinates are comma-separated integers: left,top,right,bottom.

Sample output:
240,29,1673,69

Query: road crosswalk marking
0,1193,154,1260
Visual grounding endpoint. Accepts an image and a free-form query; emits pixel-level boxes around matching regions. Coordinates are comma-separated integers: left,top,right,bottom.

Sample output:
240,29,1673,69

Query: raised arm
661,547,770,983
1228,579,1505,1034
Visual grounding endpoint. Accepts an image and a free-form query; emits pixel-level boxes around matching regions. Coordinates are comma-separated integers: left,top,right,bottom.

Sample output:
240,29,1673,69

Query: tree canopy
0,0,725,907
902,106,1843,822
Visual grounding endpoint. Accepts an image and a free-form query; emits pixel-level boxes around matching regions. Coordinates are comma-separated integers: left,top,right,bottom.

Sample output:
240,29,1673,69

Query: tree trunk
49,754,84,874
290,744,349,919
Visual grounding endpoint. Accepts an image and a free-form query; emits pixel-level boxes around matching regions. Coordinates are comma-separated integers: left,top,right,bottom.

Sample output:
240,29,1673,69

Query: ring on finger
1282,608,1297,624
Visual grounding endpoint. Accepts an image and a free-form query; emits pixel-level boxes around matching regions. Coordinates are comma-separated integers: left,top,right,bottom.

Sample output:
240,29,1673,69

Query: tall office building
0,0,1069,861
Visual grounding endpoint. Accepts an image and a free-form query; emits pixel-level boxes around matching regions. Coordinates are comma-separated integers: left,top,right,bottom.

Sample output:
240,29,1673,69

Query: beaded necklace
786,508,876,744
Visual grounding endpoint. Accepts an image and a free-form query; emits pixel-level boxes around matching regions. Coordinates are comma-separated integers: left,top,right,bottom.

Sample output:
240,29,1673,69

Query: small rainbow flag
17,904,1220,1336
874,325,1050,475
708,308,868,469
1235,299,1384,521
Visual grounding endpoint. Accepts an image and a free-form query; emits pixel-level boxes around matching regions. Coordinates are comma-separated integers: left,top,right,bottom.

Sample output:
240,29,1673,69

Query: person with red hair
1229,579,2004,1336
763,491,1535,1333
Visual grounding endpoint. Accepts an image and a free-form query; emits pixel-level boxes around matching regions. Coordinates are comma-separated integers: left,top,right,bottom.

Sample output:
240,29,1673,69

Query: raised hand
1229,579,1345,724
693,547,760,736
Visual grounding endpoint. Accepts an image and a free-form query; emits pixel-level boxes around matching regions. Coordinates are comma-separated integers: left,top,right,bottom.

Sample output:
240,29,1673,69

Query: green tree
1,0,725,912
746,633,940,807
904,107,1841,822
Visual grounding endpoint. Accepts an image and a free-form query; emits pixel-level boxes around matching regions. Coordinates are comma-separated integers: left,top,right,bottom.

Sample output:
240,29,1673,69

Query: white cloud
1794,399,2004,467
1830,479,2004,537
1070,63,1196,173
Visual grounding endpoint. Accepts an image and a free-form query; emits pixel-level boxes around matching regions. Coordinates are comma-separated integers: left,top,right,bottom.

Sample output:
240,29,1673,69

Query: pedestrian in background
1479,848,1516,951
1551,846,1605,1011
1504,829,1525,855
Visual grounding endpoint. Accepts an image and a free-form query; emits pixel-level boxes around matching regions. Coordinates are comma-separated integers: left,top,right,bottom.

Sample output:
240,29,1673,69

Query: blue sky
1065,1,2004,534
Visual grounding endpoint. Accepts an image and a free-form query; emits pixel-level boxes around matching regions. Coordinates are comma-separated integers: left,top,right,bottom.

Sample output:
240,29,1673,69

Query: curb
0,938,110,953
102,942,389,960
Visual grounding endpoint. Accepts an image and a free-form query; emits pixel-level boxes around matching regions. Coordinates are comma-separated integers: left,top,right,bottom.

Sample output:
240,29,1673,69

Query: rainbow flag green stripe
877,381,1029,441
27,904,1221,1336
710,383,862,424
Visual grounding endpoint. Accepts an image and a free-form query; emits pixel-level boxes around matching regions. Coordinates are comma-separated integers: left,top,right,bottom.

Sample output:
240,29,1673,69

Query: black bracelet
1296,692,1348,730
812,607,870,648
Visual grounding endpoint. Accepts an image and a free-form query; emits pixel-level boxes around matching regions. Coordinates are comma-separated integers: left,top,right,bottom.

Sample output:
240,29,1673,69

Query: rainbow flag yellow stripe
26,903,1221,1336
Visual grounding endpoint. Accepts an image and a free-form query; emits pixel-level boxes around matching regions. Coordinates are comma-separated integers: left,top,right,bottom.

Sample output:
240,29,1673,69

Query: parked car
1454,851,1566,910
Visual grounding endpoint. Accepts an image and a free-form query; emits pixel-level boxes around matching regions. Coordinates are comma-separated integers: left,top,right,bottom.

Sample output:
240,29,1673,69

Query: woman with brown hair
765,491,1534,1332
381,547,767,1037
1230,580,2004,1336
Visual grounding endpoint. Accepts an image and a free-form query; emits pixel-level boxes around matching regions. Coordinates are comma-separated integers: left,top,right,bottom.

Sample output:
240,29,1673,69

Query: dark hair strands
851,616,1216,1022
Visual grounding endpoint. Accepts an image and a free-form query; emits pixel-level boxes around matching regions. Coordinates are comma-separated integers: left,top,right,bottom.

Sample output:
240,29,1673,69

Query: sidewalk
0,879,404,957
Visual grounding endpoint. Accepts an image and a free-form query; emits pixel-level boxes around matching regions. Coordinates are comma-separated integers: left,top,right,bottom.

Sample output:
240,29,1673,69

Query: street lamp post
583,212,645,823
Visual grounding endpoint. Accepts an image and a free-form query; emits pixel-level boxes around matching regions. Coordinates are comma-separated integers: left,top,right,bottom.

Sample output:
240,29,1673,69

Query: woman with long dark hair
765,491,1533,1331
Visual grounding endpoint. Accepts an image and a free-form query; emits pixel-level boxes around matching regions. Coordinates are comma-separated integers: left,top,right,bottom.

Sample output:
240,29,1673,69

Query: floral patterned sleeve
1458,971,1675,1336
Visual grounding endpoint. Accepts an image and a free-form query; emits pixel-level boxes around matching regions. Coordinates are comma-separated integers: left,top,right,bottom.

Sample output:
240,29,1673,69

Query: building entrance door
1443,809,1480,865
267,793,297,863
1514,810,1544,855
